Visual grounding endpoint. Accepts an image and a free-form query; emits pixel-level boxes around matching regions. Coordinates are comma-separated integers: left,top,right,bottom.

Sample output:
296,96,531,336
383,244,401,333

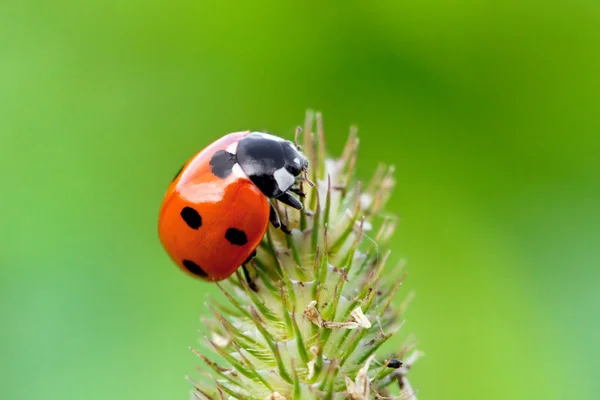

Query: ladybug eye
285,162,301,176
282,144,307,176
285,153,309,176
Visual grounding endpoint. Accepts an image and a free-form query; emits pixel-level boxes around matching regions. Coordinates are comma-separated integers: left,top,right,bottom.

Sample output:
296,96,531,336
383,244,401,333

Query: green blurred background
1,1,599,399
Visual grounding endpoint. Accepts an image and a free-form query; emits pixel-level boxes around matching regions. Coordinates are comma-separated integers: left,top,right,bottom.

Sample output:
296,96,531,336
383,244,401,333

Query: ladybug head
236,132,310,198
282,140,309,177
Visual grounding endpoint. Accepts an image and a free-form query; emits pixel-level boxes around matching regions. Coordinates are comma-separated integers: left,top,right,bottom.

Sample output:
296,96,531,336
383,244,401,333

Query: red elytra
158,131,270,281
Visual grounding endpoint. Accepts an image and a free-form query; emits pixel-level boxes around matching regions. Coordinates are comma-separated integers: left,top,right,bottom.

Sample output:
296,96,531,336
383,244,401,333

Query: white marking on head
238,159,261,177
226,142,239,154
231,163,247,179
273,167,295,192
293,157,300,165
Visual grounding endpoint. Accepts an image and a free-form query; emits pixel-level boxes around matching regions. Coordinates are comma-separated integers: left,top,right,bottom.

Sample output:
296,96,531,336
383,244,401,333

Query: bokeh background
2,1,599,399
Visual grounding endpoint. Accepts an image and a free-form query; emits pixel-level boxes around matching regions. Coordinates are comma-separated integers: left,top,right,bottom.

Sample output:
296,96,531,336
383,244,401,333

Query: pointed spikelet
189,111,422,399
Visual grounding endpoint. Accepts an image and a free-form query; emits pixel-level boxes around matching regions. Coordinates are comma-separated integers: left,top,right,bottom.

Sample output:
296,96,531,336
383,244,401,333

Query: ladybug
158,130,310,288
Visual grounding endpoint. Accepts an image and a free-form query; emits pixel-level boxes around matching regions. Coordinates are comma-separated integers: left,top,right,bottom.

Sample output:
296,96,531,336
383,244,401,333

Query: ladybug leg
289,186,306,198
242,249,257,265
240,250,258,291
302,169,315,187
269,201,282,229
276,191,303,210
270,201,292,234
242,264,258,292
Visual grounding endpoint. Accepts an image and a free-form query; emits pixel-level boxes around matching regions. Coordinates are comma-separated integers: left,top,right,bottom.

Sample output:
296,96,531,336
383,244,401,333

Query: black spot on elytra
182,259,208,278
180,207,202,229
225,228,248,246
209,150,237,178
172,163,185,182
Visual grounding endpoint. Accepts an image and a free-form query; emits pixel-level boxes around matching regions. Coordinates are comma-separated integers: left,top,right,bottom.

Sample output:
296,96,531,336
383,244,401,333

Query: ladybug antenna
303,169,315,187
294,126,302,149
